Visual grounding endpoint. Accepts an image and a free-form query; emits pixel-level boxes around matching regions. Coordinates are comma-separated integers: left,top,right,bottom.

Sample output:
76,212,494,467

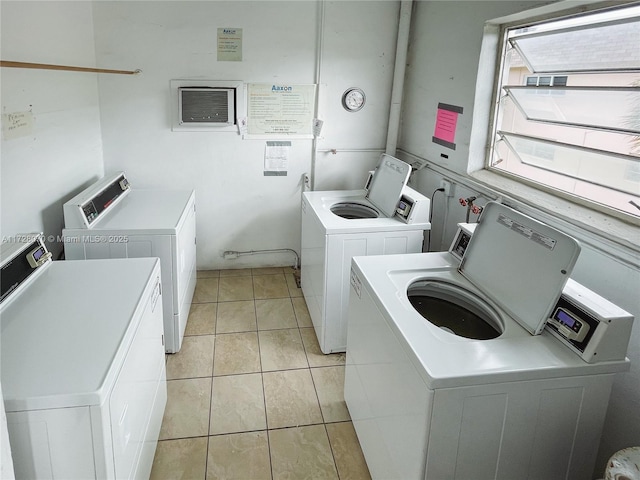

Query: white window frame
468,1,640,232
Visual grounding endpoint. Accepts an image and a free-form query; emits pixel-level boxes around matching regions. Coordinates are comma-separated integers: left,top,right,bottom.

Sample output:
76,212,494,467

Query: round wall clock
341,87,366,112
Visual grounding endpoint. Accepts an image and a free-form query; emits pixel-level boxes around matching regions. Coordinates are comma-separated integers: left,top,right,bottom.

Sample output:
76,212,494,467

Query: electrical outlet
440,179,454,197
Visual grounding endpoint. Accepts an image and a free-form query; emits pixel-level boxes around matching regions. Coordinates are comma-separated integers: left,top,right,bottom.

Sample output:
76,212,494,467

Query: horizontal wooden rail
0,60,141,75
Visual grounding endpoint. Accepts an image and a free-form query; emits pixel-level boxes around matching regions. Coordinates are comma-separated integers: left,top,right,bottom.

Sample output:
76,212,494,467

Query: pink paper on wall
434,108,458,143
432,102,463,151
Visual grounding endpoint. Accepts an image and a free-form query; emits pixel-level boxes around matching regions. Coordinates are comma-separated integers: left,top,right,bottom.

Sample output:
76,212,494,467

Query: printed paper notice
264,141,291,176
432,102,463,150
247,84,316,136
217,28,242,62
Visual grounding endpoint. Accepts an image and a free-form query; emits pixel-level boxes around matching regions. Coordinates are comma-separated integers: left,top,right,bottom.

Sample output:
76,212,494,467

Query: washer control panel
1,234,51,305
364,170,375,191
26,243,52,269
395,186,430,224
81,174,130,226
548,305,590,343
545,279,633,363
395,198,412,219
64,172,132,228
449,223,477,261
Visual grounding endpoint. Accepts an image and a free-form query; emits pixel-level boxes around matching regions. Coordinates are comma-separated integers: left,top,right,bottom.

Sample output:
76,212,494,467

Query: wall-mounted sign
264,141,291,176
247,83,316,137
433,102,463,150
217,28,242,62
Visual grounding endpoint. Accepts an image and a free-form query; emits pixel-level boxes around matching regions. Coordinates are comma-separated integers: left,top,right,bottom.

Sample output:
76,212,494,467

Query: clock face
342,88,365,112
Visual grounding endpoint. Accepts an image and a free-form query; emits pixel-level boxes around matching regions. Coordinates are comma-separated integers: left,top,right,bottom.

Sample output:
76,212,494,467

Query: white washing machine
301,154,431,353
62,172,196,353
345,202,633,480
1,235,167,480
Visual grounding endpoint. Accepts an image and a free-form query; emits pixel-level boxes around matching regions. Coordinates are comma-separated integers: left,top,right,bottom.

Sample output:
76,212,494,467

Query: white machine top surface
303,190,430,234
0,258,160,411
69,189,194,234
350,253,629,389
365,154,411,217
460,202,581,334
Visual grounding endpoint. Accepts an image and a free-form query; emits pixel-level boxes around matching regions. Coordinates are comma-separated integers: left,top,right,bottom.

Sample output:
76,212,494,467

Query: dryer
62,172,196,353
1,234,167,479
301,154,431,353
344,202,632,480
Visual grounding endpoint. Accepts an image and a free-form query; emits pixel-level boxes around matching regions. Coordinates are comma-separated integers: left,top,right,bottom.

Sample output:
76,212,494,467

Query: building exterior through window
489,4,640,220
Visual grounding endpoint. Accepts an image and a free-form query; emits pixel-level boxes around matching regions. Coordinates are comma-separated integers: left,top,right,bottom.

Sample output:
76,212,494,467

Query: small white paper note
264,141,291,176
2,111,34,140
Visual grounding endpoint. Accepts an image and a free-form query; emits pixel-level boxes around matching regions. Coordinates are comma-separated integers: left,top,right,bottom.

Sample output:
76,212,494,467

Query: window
489,4,640,220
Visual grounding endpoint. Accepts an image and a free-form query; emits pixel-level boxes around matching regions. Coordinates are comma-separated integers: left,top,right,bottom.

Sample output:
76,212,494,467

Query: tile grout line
308,351,327,426
293,274,343,478
196,367,344,382
263,368,275,480
324,422,342,480
202,276,222,479
204,377,214,479
253,273,275,480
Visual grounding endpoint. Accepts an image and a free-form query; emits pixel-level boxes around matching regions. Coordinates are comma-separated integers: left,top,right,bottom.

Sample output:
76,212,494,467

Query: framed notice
246,84,316,138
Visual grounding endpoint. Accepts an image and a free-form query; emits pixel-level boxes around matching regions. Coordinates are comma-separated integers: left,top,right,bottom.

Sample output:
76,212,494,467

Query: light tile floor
150,267,371,480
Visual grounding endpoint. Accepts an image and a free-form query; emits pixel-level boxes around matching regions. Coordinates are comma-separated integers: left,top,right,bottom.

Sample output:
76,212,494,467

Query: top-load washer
62,172,196,353
1,234,167,479
344,202,633,480
301,154,431,353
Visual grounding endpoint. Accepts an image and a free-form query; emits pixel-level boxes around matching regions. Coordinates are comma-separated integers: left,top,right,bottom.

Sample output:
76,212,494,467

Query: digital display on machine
454,232,471,257
27,243,51,269
32,246,45,261
555,309,576,328
395,196,413,221
548,296,595,353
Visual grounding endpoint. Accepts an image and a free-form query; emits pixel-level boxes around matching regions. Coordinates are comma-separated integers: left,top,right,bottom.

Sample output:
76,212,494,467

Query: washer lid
365,154,411,217
460,202,581,335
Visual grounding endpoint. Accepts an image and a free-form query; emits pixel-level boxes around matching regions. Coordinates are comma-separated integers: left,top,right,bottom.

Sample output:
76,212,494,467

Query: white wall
400,0,544,176
92,0,400,270
398,1,640,477
314,1,400,190
0,1,104,258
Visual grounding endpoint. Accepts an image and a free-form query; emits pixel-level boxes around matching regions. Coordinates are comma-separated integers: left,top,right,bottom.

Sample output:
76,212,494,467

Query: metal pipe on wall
309,0,326,191
386,0,413,156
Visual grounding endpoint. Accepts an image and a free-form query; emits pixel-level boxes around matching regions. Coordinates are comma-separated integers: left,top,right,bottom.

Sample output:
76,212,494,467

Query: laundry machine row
344,202,633,480
62,172,197,353
301,154,431,354
1,235,167,479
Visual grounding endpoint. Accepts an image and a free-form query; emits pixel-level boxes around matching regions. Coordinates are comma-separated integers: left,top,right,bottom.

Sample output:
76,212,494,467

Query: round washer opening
407,280,503,340
330,202,380,219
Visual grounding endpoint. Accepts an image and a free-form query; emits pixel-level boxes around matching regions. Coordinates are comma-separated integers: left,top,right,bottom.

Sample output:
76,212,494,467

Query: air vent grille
180,88,230,123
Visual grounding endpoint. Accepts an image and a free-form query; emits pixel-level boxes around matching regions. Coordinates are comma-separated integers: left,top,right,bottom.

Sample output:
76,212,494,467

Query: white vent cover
171,79,244,132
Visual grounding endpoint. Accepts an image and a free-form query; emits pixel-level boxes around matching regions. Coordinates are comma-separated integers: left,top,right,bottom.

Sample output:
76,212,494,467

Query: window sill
469,169,640,261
